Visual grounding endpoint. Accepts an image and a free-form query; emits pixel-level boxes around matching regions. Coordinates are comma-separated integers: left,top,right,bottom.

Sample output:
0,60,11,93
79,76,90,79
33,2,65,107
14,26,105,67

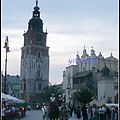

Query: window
38,83,42,90
30,60,31,69
21,83,22,90
68,79,70,85
107,97,112,103
36,41,40,45
73,79,79,84
32,61,33,68
37,51,42,58
24,83,26,90
80,79,84,83
73,84,79,89
24,51,26,58
83,67,85,71
34,62,35,69
34,14,38,17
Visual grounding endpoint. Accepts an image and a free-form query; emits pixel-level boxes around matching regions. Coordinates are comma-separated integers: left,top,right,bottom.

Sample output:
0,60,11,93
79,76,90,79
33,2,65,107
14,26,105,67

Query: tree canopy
73,87,94,105
39,85,62,103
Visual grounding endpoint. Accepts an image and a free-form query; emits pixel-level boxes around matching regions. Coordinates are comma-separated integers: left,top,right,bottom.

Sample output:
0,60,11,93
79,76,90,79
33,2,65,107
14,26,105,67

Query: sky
1,0,119,85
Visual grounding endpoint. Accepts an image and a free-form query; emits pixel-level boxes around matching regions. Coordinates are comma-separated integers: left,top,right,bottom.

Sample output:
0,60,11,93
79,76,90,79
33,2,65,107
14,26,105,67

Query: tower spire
84,45,85,49
36,0,38,6
92,46,93,50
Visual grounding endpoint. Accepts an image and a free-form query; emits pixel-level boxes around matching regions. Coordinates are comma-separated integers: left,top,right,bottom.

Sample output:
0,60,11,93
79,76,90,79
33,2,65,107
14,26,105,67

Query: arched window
37,51,42,58
21,83,22,90
24,51,26,58
24,83,26,90
38,83,42,90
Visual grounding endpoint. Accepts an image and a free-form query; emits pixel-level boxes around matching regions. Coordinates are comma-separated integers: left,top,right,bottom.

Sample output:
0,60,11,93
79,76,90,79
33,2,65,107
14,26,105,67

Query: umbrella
6,94,23,103
1,93,25,103
2,93,9,101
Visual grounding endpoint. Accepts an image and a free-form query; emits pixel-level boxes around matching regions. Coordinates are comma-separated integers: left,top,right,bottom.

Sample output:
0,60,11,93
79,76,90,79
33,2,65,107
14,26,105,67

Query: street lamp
3,36,10,94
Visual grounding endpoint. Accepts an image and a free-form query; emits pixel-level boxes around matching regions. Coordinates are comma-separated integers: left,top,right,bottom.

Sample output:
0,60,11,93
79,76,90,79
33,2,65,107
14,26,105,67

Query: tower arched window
24,51,26,58
38,83,42,90
37,51,42,58
24,83,26,90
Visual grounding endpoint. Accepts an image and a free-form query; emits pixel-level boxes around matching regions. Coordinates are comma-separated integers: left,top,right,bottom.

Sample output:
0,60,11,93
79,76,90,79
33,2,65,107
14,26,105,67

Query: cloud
49,64,65,84
1,0,118,84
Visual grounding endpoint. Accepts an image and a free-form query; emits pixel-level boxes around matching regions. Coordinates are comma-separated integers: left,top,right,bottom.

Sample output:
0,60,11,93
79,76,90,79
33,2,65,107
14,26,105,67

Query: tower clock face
36,34,42,41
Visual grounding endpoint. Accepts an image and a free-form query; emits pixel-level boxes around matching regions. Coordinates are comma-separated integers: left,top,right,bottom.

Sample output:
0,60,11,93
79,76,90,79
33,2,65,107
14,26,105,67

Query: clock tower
20,1,49,102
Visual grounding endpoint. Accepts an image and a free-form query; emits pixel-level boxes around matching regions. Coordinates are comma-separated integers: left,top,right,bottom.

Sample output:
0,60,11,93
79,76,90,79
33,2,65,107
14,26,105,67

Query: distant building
2,74,20,99
63,47,118,104
56,83,63,93
20,1,49,102
98,65,114,105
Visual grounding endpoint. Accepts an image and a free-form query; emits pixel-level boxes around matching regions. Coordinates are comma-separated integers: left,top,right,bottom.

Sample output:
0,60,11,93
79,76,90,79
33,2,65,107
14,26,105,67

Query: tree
73,87,94,105
39,85,62,103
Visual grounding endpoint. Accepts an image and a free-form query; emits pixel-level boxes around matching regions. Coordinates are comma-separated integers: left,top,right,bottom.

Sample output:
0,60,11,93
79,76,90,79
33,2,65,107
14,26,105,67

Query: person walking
111,106,115,120
42,103,47,120
105,106,111,120
87,106,92,120
98,105,106,120
69,104,74,117
81,104,88,120
2,104,6,120
76,105,81,119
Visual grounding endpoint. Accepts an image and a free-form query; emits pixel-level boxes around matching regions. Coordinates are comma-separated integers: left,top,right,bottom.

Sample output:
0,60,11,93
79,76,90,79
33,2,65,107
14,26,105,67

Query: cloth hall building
62,47,118,104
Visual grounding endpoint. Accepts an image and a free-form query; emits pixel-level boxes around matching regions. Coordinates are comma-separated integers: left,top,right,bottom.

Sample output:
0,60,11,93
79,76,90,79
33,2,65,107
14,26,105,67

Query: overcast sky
1,0,119,84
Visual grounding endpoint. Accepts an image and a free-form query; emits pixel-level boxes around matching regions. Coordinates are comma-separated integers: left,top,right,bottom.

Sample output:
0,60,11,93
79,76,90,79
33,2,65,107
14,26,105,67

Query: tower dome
101,64,110,76
98,52,104,59
82,46,88,57
76,51,80,59
91,46,96,56
28,1,43,32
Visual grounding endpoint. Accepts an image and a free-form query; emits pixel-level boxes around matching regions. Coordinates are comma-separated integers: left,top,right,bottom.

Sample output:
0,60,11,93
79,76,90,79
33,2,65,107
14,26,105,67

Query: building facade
20,1,49,102
63,47,118,104
2,74,20,99
98,65,114,106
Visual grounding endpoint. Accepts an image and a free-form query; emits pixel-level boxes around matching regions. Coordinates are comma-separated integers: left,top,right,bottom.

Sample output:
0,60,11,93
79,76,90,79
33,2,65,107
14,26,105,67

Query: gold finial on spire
84,45,85,49
111,53,113,56
92,46,93,49
36,0,38,6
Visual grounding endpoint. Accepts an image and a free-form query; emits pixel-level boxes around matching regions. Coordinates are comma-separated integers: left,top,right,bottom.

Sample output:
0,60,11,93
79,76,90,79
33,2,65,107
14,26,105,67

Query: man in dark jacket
81,104,88,120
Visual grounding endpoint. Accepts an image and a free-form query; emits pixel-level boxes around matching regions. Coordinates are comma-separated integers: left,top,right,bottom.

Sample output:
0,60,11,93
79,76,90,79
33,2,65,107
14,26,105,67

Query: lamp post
3,36,10,94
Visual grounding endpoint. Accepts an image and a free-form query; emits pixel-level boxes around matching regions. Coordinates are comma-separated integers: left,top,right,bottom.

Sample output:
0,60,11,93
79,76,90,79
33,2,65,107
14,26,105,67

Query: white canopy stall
2,93,25,104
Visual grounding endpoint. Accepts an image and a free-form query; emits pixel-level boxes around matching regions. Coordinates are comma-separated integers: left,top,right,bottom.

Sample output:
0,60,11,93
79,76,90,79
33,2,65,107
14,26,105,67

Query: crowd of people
41,94,119,120
2,94,118,120
68,103,118,120
41,94,70,120
2,104,26,120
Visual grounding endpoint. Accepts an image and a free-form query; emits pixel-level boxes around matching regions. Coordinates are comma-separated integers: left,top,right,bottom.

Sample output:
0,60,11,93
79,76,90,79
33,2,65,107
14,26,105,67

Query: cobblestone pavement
21,110,83,120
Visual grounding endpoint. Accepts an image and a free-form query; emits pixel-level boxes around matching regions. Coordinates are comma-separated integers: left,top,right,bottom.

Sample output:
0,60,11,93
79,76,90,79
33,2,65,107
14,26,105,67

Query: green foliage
73,88,94,105
39,85,62,102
